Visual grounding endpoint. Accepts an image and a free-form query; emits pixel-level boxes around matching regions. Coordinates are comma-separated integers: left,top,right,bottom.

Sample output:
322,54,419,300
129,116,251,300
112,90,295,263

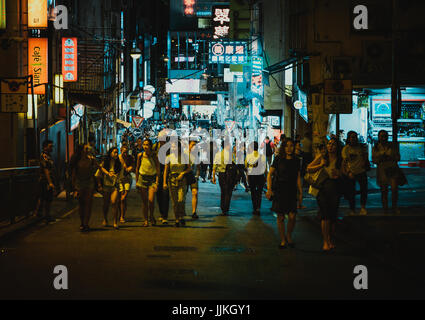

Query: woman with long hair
163,139,191,227
71,143,98,232
136,138,160,227
100,147,122,229
372,130,401,214
307,137,345,251
266,139,303,248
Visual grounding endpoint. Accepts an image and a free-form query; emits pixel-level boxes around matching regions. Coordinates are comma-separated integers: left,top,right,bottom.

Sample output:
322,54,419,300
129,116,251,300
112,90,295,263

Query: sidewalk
0,191,77,240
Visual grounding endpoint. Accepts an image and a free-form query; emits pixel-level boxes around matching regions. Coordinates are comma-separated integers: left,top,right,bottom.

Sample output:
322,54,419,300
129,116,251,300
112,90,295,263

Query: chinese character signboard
251,56,263,96
62,38,78,82
28,0,48,28
209,41,247,64
183,0,196,16
1,79,28,113
28,38,48,95
212,5,230,39
323,80,352,114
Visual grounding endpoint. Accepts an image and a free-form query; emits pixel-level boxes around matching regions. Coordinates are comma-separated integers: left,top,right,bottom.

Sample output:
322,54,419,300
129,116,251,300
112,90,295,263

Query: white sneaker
359,208,367,216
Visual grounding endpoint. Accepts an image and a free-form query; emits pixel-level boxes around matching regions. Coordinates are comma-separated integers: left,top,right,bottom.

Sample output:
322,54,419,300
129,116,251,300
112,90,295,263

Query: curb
0,202,78,241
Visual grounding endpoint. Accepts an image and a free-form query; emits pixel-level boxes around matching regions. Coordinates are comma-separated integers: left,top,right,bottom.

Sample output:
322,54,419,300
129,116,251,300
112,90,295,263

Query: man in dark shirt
39,140,56,223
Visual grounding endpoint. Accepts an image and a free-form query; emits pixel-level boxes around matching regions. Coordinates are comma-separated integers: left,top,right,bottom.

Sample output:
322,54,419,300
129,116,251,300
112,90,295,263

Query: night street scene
1,0,425,308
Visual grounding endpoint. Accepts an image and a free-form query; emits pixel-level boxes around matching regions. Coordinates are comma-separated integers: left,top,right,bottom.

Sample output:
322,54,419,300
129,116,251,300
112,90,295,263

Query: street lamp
130,47,142,60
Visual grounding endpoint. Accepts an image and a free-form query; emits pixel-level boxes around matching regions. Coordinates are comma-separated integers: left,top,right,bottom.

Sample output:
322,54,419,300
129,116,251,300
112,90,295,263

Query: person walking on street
262,136,275,172
163,140,191,226
118,143,134,223
266,140,303,248
307,138,345,252
188,139,200,219
136,139,160,227
342,131,369,216
246,141,266,215
372,130,403,214
71,143,98,232
38,140,57,223
212,139,238,216
100,147,122,229
153,131,170,225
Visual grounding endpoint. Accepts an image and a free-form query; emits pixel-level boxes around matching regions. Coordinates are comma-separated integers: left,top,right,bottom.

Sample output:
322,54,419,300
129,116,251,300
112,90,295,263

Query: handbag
304,168,329,190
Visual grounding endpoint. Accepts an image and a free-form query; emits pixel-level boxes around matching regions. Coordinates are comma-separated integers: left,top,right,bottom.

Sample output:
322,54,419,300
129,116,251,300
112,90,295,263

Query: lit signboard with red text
209,41,247,64
62,38,78,82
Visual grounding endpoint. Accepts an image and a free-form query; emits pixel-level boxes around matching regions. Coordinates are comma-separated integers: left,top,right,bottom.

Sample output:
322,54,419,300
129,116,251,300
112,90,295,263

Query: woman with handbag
164,140,191,227
342,131,369,216
100,147,122,229
136,139,160,227
266,139,303,249
307,137,345,252
372,130,403,214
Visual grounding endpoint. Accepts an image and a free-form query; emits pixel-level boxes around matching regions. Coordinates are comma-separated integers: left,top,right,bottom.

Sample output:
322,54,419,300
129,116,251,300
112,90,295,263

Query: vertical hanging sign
28,38,48,95
0,0,6,29
212,5,230,39
28,0,48,28
62,38,78,82
183,0,196,16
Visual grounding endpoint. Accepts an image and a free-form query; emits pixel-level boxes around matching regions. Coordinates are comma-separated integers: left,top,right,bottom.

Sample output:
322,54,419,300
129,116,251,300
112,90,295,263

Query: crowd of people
35,128,406,252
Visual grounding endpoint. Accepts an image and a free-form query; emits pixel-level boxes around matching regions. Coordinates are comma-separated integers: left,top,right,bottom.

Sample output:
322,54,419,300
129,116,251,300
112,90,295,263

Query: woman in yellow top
136,139,160,227
163,140,191,227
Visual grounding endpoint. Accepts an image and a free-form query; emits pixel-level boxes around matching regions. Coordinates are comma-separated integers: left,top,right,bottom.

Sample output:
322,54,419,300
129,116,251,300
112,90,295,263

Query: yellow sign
28,0,48,28
0,0,6,29
28,38,48,95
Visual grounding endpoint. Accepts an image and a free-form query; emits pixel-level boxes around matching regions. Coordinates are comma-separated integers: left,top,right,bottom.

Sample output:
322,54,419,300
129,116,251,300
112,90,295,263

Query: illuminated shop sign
70,104,85,131
184,0,196,16
62,37,78,82
28,38,48,95
251,56,263,96
0,0,6,29
209,41,247,64
212,5,230,39
28,0,48,28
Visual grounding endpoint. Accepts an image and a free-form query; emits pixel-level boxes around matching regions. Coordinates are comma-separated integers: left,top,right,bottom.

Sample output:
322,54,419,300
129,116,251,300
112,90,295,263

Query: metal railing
0,167,40,224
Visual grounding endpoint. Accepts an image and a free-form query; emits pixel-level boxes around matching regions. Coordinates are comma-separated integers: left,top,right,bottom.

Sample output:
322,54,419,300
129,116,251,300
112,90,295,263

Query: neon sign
62,37,78,82
209,41,247,64
184,0,196,16
212,5,230,39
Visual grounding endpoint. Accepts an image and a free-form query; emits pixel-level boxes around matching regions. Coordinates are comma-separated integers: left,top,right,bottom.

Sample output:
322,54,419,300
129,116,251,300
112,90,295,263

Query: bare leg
276,214,287,246
148,186,156,224
321,220,331,250
381,187,389,212
286,212,296,243
120,190,128,222
110,190,120,228
191,188,198,215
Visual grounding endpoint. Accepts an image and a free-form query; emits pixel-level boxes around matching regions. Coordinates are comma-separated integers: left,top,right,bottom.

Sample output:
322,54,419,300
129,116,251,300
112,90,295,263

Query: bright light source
54,74,63,104
130,48,142,60
27,94,38,119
